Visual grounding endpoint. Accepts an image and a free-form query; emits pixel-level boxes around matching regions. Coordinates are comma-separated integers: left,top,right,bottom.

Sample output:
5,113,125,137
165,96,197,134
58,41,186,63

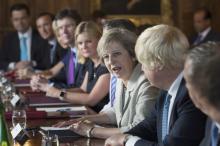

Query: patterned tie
20,36,28,61
162,93,172,141
211,123,219,146
110,75,117,107
67,51,75,85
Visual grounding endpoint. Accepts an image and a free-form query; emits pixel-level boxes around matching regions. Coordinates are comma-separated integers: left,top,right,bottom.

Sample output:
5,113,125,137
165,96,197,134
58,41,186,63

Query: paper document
36,106,87,112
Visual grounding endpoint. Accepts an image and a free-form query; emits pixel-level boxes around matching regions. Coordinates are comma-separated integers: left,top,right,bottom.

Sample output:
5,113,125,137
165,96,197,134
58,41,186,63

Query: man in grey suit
184,42,220,146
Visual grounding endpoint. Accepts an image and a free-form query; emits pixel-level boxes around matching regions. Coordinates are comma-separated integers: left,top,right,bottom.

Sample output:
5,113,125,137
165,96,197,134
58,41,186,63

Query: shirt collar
18,27,32,39
48,38,56,46
199,27,211,39
168,72,183,98
215,122,220,133
71,47,77,54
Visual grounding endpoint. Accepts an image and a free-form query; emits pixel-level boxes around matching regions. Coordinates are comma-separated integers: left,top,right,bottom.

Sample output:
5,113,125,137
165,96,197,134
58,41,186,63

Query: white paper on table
36,106,86,112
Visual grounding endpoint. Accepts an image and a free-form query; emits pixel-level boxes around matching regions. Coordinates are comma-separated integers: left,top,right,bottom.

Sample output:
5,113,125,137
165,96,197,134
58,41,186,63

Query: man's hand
105,134,127,146
15,61,32,69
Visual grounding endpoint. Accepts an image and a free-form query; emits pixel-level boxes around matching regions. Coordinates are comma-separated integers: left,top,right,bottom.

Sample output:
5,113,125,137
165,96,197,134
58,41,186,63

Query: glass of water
41,134,59,146
12,109,27,128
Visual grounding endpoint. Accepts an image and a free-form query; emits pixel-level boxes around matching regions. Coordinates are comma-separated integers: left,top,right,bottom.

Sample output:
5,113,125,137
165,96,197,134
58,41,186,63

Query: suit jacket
191,29,220,46
199,119,220,146
43,42,68,86
126,79,207,146
61,50,88,88
42,41,67,69
0,29,49,70
105,64,159,132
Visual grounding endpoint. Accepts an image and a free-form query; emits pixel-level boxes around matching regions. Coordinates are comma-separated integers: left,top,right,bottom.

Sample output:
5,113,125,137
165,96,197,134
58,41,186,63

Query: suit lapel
168,79,187,131
15,33,20,60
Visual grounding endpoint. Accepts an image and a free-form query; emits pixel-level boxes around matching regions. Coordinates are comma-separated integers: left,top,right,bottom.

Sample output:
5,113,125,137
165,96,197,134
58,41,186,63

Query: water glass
12,109,27,129
41,134,59,146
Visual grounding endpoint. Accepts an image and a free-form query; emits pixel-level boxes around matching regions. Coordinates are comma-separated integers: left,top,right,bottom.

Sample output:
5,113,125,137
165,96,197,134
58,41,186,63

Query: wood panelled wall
1,0,220,46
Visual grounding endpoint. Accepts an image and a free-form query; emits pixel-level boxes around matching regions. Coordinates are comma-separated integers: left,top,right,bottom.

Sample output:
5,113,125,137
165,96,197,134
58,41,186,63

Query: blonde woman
32,21,110,112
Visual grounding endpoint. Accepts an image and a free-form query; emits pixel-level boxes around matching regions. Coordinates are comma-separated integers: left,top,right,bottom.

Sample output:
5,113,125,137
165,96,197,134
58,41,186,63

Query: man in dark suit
184,42,220,146
0,3,48,71
105,25,206,146
36,12,67,68
191,8,220,46
30,9,85,89
36,12,67,85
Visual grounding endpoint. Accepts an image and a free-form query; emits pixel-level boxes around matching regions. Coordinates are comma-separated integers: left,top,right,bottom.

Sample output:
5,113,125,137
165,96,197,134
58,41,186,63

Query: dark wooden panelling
1,0,220,47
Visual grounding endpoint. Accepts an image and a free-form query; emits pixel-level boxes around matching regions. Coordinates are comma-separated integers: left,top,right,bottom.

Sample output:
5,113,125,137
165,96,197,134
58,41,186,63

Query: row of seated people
0,3,220,146
29,10,219,146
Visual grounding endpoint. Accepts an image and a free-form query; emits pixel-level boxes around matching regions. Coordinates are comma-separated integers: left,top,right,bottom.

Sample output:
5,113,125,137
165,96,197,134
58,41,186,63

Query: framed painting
90,0,173,26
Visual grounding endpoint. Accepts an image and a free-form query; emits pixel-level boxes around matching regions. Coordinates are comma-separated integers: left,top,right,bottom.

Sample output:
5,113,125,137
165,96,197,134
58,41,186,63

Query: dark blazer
199,119,220,146
58,49,88,88
0,29,49,70
191,29,220,46
42,42,67,69
126,79,207,146
43,42,68,87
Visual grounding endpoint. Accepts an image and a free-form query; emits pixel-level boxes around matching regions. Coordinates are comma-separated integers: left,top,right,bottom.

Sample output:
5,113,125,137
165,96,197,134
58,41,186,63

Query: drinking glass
12,109,27,129
41,134,59,146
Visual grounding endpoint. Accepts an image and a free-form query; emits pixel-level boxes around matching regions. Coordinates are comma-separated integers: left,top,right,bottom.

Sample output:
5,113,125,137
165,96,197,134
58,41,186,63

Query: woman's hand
70,120,94,137
53,118,85,127
45,86,61,98
105,134,127,146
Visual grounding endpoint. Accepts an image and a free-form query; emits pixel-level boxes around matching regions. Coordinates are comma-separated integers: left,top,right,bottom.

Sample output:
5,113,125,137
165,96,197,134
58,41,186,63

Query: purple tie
68,51,75,85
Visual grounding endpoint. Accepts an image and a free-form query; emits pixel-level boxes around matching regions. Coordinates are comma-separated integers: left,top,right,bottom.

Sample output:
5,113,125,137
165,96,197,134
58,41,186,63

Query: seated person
22,9,84,88
55,28,159,139
31,21,110,113
105,24,206,146
183,42,220,146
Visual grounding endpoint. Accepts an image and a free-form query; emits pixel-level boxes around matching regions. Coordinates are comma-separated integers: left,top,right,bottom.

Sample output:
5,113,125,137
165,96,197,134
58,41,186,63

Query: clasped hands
30,74,50,92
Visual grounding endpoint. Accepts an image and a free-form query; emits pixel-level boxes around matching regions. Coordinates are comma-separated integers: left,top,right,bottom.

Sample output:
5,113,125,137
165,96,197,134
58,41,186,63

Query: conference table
2,78,105,146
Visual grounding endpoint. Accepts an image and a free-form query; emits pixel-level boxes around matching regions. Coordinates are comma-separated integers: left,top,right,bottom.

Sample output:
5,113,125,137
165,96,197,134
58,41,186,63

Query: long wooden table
6,118,105,146
3,79,105,146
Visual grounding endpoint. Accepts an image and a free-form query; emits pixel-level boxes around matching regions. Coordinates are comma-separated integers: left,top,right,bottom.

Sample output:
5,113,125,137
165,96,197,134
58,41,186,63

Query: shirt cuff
8,62,15,70
125,136,141,146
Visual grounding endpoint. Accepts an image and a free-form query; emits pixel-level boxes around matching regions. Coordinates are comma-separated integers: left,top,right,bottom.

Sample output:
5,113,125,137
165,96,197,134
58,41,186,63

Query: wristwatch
59,91,66,100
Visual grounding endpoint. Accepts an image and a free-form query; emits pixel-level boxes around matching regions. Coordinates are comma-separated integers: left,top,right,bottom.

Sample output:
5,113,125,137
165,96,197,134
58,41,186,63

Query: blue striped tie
211,123,219,146
162,93,172,141
110,76,117,107
20,36,28,61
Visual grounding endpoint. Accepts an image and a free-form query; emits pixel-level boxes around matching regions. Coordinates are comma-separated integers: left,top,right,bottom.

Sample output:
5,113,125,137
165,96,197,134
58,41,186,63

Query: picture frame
90,0,173,26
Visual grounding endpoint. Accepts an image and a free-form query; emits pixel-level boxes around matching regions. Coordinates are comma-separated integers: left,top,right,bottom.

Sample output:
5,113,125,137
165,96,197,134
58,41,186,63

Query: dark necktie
193,34,203,45
211,123,219,146
50,44,55,64
67,51,75,85
162,93,172,141
110,76,117,107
